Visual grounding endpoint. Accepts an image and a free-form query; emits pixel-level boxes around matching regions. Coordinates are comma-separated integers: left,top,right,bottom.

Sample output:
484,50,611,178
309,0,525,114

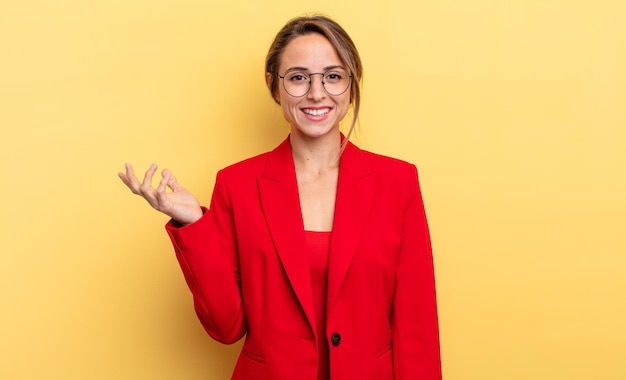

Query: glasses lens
282,71,310,97
281,69,351,97
323,68,351,96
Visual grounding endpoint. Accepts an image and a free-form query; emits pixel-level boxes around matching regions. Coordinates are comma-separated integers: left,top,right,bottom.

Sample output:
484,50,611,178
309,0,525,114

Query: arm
165,170,246,344
118,163,245,343
392,165,442,379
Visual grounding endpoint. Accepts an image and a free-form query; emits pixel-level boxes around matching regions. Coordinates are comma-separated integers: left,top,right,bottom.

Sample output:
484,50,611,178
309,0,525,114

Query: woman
119,14,441,380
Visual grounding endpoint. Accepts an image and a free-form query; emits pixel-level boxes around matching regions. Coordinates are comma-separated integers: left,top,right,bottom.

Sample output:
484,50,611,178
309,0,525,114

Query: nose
307,73,326,100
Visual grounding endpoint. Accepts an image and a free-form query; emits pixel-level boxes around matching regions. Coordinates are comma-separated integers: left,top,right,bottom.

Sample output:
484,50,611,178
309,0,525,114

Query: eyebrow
283,65,345,73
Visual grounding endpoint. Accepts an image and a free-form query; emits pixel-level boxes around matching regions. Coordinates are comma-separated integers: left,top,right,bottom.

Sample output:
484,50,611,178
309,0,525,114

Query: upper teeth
304,108,329,116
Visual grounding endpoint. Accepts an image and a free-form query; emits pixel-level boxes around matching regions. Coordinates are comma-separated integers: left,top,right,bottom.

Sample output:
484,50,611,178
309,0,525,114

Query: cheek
336,95,351,113
279,97,298,122
280,93,299,110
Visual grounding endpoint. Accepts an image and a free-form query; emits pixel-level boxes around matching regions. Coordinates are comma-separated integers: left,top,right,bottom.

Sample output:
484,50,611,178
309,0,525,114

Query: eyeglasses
278,67,352,97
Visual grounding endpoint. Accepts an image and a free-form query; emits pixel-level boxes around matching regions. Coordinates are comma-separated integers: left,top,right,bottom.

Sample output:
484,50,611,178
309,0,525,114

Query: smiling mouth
302,108,331,117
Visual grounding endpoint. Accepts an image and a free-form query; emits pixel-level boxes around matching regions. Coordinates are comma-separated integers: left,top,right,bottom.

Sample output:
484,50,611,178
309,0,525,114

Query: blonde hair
265,15,363,146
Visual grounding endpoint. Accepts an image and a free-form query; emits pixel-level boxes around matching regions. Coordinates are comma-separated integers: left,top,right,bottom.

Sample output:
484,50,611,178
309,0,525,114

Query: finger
117,172,130,186
125,162,136,176
120,163,141,193
156,170,170,195
132,163,160,209
118,172,136,191
139,163,158,194
162,169,183,192
155,171,171,208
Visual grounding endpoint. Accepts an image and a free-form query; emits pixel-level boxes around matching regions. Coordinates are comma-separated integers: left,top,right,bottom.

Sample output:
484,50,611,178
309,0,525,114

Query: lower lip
302,109,331,121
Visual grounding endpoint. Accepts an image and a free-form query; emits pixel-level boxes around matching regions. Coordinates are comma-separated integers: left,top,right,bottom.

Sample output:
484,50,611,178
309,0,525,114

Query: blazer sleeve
165,170,245,344
391,164,442,379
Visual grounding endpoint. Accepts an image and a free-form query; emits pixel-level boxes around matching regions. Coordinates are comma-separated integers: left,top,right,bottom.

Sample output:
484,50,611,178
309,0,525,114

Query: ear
266,72,280,104
265,72,272,88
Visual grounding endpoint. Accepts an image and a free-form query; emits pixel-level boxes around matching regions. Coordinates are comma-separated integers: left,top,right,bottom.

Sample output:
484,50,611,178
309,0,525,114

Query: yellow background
1,0,624,379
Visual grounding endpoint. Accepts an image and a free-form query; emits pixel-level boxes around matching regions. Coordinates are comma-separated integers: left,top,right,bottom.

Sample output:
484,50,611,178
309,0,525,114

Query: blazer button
331,333,341,347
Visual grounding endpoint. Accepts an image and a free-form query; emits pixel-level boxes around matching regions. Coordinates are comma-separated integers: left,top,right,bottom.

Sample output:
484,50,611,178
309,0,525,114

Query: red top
167,137,442,379
305,230,331,380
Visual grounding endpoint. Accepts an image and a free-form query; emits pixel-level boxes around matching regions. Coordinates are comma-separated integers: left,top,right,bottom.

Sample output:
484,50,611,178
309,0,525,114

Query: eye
324,71,345,83
287,72,309,82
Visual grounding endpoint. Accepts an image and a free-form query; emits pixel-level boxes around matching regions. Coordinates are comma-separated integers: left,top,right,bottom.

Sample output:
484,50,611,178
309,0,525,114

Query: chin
293,123,338,138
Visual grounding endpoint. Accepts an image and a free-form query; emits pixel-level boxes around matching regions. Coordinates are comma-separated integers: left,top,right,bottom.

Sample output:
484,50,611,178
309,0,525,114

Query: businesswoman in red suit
119,15,441,380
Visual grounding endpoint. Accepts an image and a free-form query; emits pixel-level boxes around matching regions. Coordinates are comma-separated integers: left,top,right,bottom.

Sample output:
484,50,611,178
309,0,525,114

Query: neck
290,130,341,172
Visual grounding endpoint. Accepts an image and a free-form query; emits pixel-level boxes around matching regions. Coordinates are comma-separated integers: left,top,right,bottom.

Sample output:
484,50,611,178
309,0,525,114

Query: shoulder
218,137,290,180
210,152,272,200
211,152,270,195
345,143,422,203
352,143,418,181
219,151,271,177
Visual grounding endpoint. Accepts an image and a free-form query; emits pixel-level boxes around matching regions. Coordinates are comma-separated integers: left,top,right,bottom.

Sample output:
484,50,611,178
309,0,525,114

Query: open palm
118,163,203,225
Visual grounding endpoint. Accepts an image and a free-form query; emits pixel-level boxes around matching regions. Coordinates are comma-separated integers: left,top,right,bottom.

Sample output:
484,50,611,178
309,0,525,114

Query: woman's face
273,33,351,140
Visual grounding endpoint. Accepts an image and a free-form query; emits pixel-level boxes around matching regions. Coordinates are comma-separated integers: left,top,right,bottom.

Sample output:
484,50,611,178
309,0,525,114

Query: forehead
279,33,343,72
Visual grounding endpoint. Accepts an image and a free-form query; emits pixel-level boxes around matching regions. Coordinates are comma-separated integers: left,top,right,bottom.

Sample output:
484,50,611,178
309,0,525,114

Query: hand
118,163,203,225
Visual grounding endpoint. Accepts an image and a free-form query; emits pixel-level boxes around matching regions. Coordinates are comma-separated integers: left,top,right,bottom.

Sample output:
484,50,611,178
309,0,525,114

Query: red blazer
166,137,441,380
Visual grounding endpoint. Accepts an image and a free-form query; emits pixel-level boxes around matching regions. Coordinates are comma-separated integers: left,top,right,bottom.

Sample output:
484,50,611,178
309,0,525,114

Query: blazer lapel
327,141,375,315
258,137,316,334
